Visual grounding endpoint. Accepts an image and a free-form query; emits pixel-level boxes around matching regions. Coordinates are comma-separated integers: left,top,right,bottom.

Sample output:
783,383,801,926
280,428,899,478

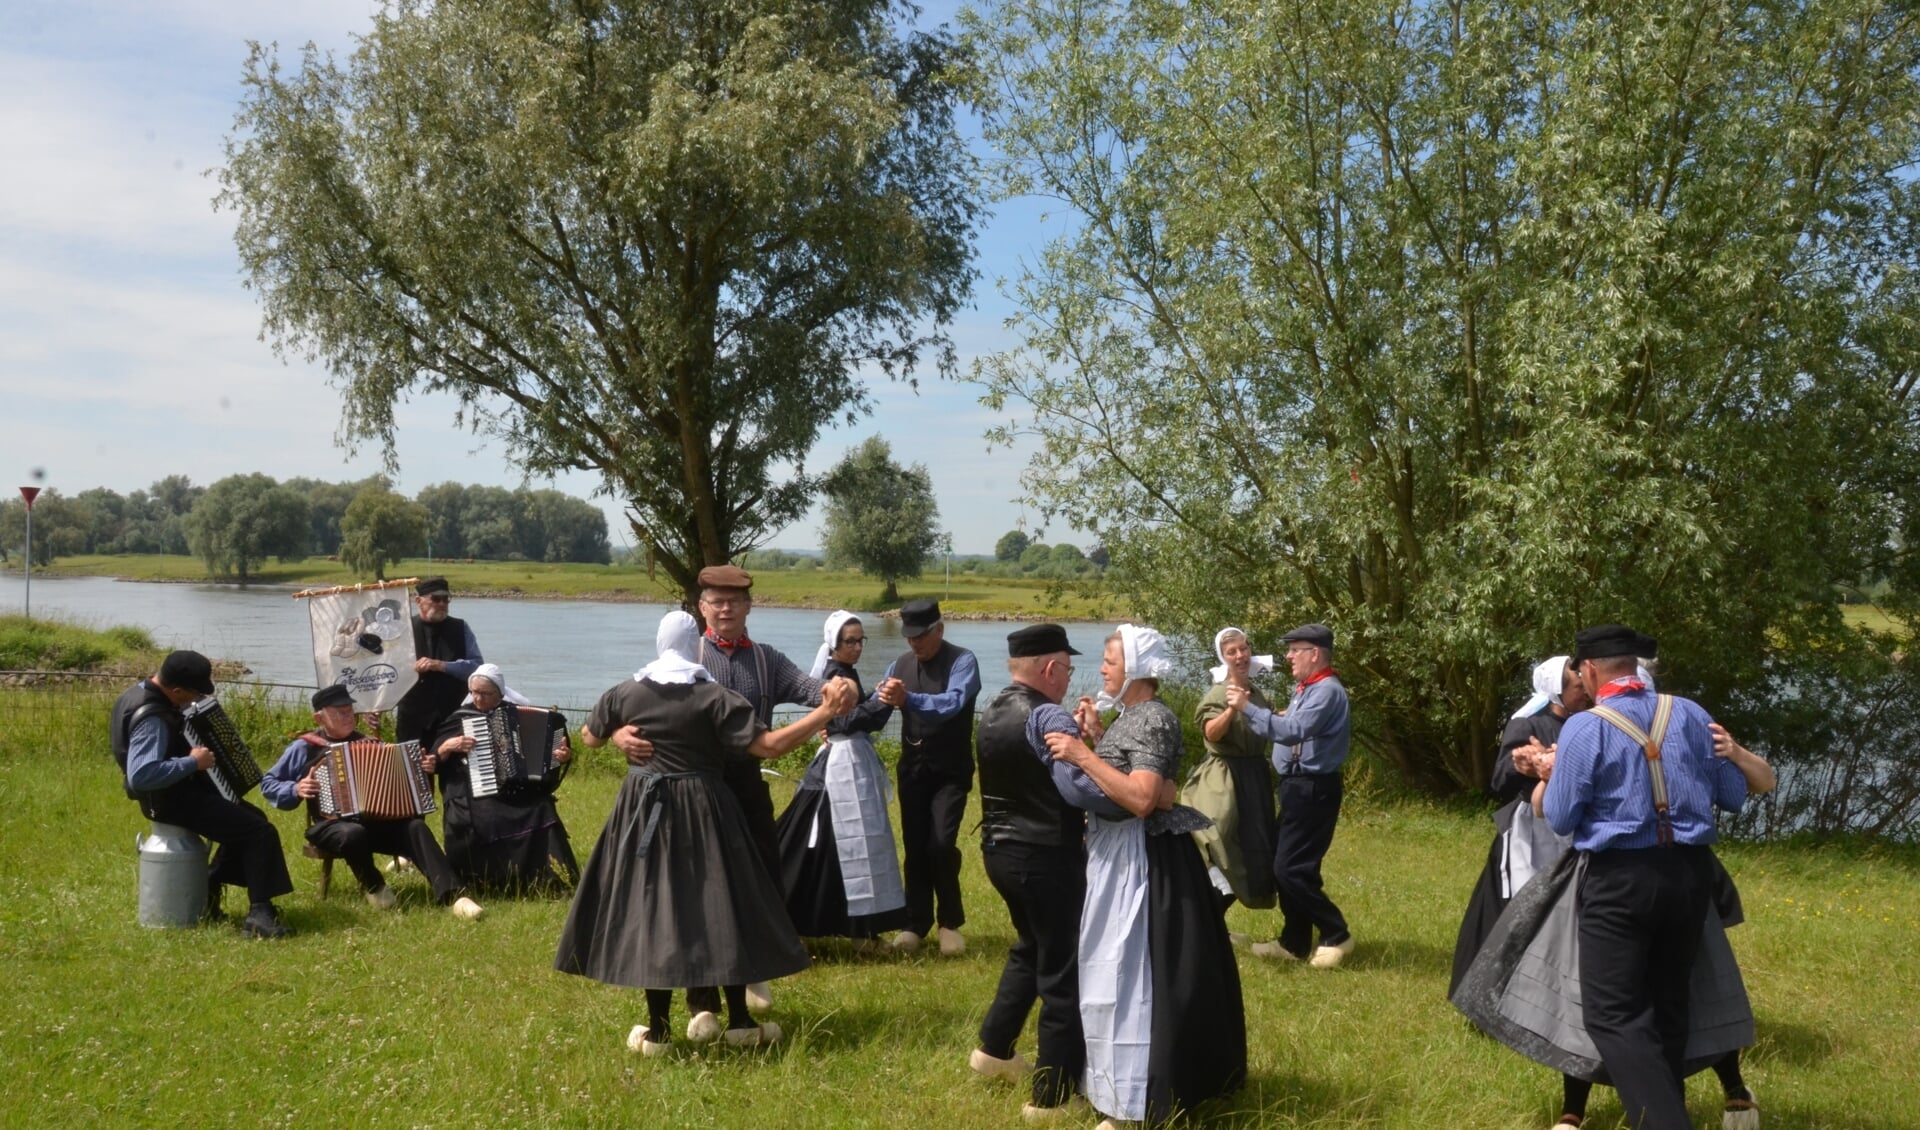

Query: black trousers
1272,772,1348,955
307,816,462,904
140,784,293,905
980,840,1087,1106
898,769,970,935
1578,844,1715,1130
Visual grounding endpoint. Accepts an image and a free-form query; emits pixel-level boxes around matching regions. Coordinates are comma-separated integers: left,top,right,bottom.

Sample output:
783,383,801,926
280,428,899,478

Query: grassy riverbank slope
0,613,161,673
7,554,1123,620
2,682,1914,1128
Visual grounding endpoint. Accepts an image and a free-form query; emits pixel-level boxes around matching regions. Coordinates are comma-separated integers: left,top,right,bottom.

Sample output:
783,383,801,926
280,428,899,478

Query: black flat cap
416,576,450,596
159,650,216,695
1008,623,1081,658
900,598,942,638
311,684,356,710
1573,624,1658,664
1281,623,1334,649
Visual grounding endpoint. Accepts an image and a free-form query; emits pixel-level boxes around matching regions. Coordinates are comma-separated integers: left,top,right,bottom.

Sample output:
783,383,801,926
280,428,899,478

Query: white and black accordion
181,697,263,803
315,739,437,820
456,705,562,797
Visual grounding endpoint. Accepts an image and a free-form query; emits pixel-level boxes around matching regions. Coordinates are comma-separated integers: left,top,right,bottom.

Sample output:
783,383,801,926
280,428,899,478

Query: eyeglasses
701,596,747,609
423,595,449,605
1285,645,1316,656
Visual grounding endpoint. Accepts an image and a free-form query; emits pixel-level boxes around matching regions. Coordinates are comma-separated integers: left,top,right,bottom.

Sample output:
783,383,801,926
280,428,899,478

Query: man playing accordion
110,650,296,938
262,685,484,920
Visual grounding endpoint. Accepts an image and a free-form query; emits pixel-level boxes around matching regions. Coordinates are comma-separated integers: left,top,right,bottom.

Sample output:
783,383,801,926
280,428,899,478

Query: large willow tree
970,0,1920,792
221,0,977,602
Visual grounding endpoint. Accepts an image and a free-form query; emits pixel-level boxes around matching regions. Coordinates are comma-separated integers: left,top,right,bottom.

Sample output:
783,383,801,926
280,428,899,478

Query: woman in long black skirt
555,611,854,1054
1044,624,1246,1128
775,611,907,939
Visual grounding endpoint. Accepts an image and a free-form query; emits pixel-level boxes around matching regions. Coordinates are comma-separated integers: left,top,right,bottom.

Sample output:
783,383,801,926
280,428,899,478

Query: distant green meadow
2,677,1916,1127
10,554,1124,621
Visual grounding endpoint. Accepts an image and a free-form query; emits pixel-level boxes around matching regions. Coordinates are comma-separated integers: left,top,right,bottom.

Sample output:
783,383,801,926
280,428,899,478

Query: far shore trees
220,0,979,608
339,485,429,581
820,436,942,603
183,473,309,583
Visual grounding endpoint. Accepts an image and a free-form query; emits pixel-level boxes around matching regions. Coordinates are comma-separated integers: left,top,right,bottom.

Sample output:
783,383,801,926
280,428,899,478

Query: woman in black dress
555,611,854,1054
775,611,907,939
430,663,579,892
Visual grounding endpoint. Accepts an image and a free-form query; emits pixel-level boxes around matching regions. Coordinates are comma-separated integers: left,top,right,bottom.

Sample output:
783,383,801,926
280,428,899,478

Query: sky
0,0,1065,556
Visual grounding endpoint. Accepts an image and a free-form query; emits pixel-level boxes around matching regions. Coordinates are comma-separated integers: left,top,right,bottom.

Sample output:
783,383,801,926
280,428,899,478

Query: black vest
397,614,473,743
109,679,193,800
895,641,978,778
976,682,1086,849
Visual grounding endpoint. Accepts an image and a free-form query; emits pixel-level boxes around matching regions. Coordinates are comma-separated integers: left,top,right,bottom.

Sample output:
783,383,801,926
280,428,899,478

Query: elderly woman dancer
431,662,578,892
775,611,908,940
1183,628,1279,919
555,611,853,1053
1043,625,1246,1128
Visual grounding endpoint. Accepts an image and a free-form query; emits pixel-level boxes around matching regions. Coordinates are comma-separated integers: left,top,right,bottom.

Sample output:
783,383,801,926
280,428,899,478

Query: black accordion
315,739,437,820
181,697,263,803
455,705,562,797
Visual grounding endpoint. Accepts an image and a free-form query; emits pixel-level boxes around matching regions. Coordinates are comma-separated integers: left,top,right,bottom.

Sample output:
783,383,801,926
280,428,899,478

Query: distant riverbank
3,554,1123,622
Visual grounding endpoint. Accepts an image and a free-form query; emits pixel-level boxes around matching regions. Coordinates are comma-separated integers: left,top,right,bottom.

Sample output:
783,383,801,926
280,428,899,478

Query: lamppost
18,486,40,619
942,532,953,599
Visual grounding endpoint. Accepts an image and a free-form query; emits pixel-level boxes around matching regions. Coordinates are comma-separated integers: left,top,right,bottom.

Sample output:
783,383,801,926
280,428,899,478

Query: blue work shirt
881,649,982,721
125,713,200,792
1241,673,1350,775
261,735,334,811
1544,688,1748,852
443,623,483,682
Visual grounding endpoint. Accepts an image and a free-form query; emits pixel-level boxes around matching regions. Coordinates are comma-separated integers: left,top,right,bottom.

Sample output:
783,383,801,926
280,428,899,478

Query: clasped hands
611,676,859,767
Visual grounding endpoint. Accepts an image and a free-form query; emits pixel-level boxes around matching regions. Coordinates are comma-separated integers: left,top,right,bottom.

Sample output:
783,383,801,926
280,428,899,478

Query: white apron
818,734,905,918
1080,814,1152,1121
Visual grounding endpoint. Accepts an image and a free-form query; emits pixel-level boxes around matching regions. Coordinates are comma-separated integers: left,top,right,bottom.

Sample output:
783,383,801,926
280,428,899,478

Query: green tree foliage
970,0,1920,792
339,485,429,581
183,474,310,582
219,0,980,604
820,436,942,602
994,529,1030,561
286,475,387,556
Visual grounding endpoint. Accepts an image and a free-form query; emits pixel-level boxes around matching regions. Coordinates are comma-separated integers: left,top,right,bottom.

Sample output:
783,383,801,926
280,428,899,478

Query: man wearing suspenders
1544,624,1751,1130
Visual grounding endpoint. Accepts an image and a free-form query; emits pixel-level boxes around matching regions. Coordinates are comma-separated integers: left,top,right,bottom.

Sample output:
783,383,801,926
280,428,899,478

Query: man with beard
395,577,483,747
969,624,1087,1119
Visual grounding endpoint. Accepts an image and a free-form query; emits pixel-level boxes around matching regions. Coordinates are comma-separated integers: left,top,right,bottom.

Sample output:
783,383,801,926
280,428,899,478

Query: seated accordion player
181,696,264,803
315,739,438,821
453,704,567,798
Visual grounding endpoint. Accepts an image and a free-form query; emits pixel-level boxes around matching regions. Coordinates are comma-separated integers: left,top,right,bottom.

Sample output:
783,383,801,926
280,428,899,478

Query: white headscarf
810,610,861,679
1512,655,1569,719
1637,663,1657,692
1096,623,1178,711
633,611,714,685
462,662,531,707
1209,626,1274,684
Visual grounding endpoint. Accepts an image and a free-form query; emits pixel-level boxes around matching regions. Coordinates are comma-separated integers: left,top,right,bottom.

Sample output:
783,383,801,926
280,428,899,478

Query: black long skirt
1449,798,1523,997
442,779,579,893
554,769,810,990
776,784,909,939
1222,755,1278,908
1145,831,1248,1122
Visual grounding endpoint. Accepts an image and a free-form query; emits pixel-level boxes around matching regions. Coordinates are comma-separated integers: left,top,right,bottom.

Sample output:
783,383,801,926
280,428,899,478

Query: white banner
299,583,419,711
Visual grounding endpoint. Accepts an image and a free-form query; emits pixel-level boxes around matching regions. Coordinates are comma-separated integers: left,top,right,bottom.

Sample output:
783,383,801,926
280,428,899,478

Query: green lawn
9,554,1123,620
1,681,1914,1128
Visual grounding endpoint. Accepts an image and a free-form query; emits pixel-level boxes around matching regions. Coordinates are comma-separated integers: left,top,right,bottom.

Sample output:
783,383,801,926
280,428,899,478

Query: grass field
2,682,1915,1128
8,555,1124,621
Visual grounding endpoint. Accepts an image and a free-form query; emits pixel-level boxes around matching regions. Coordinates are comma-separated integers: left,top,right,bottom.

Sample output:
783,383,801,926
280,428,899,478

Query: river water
1,574,1118,712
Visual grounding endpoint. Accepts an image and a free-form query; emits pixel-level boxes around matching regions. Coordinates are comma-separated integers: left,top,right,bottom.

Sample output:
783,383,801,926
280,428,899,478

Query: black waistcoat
976,682,1086,849
895,641,978,779
110,679,193,800
397,614,473,742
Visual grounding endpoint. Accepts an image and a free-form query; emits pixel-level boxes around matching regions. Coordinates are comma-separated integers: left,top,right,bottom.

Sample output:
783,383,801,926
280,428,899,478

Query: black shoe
241,903,291,939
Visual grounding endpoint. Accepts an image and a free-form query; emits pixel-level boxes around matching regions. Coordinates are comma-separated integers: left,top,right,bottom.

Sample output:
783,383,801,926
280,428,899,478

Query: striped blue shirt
1543,689,1748,852
1241,674,1350,775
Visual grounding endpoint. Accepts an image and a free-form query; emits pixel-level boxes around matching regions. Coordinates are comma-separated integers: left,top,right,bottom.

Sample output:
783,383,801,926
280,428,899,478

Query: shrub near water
0,614,159,672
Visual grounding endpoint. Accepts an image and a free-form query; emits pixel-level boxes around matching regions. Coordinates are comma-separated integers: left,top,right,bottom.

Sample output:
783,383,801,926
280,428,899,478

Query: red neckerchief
705,629,752,652
1296,667,1339,694
1595,678,1647,700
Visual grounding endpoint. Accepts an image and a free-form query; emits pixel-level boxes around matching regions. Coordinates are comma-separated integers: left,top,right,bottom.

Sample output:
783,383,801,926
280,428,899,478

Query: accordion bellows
181,697,262,802
316,739,437,820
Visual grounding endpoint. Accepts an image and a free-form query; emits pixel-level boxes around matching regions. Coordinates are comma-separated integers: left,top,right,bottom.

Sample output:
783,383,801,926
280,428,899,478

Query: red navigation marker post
18,486,40,620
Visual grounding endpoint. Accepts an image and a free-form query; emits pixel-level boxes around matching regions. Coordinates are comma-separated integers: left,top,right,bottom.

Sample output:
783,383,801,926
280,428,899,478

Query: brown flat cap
697,564,754,591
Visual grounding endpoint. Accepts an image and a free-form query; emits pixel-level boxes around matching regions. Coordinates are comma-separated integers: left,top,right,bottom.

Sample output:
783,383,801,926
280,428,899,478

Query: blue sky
1,0,1064,555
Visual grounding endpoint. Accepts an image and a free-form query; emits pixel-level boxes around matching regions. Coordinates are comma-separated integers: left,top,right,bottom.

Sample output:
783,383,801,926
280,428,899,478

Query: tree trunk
882,578,899,603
